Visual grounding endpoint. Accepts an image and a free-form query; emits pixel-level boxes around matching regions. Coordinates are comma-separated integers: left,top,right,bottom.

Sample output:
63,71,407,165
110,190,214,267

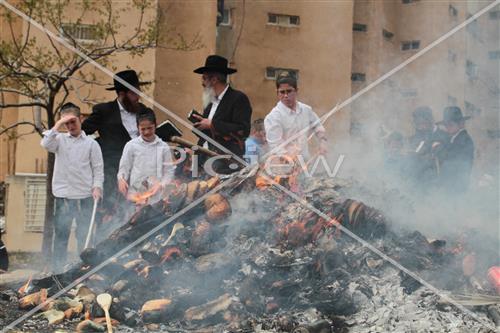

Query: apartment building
0,0,498,251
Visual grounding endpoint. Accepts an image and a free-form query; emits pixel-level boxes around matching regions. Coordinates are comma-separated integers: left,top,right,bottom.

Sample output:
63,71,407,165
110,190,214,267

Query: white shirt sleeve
90,141,104,190
160,145,175,186
117,142,133,182
40,129,60,153
264,113,287,155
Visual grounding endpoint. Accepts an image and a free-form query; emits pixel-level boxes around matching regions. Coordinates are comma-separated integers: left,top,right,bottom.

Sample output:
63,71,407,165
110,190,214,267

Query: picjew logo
165,145,346,178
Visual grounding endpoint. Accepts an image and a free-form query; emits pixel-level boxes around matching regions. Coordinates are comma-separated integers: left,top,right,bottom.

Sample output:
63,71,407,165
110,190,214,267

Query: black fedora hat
412,106,434,123
193,55,237,75
436,106,471,125
106,70,151,91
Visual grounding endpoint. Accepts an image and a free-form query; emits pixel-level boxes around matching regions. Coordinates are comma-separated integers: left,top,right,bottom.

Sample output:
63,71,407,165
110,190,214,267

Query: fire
280,215,343,246
160,246,182,263
255,153,310,192
127,182,162,204
18,275,33,296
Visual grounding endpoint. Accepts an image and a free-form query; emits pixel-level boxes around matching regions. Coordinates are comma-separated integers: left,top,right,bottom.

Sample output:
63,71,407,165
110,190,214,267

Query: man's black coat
437,129,474,194
196,86,252,159
82,100,151,172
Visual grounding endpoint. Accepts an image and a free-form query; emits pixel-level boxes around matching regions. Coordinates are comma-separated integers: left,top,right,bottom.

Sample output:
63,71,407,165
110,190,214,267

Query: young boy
41,102,103,271
117,110,175,204
244,118,267,165
264,72,327,160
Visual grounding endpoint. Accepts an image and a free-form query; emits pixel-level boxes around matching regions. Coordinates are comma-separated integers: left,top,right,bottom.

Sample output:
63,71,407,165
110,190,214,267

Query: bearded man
82,70,152,214
192,55,252,174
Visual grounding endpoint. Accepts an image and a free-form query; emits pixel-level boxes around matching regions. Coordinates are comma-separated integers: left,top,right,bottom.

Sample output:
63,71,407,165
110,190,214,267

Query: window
489,51,500,60
447,95,457,106
220,8,231,26
351,73,366,82
382,29,394,40
24,178,46,232
401,40,420,51
265,67,299,80
448,50,457,63
400,88,417,98
267,13,300,27
353,23,367,32
60,23,98,42
449,5,458,17
489,10,500,20
466,14,480,38
466,59,478,79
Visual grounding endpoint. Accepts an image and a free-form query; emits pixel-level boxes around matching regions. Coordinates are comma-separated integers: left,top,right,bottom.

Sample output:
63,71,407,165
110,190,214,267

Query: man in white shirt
264,73,327,161
41,103,104,271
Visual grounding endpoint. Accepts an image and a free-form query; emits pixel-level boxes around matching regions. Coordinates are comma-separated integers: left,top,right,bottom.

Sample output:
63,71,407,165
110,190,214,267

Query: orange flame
160,247,182,264
127,181,162,205
18,275,33,296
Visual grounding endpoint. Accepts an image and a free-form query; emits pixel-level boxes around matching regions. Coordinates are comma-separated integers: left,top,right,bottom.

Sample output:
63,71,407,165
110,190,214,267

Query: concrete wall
1,1,158,251
153,0,217,143
217,0,354,149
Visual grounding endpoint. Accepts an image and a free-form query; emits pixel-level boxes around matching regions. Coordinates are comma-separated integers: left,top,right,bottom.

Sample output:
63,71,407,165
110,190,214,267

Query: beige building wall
153,0,217,143
217,0,354,149
1,1,158,252
0,6,22,181
350,0,499,181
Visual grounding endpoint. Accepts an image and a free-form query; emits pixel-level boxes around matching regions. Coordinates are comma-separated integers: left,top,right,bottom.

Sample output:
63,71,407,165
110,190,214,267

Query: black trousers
53,197,93,270
0,239,8,271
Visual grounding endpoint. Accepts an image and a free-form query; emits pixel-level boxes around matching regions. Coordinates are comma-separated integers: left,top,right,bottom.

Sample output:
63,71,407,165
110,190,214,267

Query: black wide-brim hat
194,55,237,75
106,70,151,91
436,106,471,125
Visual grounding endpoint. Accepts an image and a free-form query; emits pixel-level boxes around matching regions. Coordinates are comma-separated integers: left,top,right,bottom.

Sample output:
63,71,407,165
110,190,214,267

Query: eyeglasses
277,88,296,95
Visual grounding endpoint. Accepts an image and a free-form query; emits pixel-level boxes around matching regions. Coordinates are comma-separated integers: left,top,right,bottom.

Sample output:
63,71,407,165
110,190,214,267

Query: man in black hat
407,106,448,191
192,55,252,174
434,106,474,194
82,70,152,215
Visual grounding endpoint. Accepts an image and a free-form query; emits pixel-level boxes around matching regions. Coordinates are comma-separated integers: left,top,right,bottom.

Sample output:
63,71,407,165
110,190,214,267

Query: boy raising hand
41,103,103,271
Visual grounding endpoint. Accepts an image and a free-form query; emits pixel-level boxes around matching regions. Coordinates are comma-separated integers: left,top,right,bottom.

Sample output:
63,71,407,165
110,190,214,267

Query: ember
1,174,499,332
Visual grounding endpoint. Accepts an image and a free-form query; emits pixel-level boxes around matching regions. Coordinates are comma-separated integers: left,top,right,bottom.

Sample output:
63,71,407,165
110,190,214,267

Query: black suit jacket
196,86,252,158
437,129,474,194
82,100,151,172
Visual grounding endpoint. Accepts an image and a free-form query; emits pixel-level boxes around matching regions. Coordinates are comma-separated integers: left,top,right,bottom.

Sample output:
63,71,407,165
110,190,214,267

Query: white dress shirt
117,135,175,195
117,100,139,139
203,84,230,149
41,129,104,199
264,101,325,159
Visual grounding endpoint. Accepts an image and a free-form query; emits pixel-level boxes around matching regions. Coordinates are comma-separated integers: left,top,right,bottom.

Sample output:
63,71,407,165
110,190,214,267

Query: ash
1,175,498,333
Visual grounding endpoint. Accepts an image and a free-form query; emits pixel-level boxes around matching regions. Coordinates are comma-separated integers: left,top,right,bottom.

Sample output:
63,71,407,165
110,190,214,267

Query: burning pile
1,171,499,332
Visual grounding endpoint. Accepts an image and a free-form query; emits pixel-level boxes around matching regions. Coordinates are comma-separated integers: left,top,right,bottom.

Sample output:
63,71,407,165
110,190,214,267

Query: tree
0,0,202,257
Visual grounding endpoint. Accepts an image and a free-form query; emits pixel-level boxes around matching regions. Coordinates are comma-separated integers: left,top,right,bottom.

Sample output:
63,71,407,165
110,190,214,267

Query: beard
202,85,216,109
122,94,140,113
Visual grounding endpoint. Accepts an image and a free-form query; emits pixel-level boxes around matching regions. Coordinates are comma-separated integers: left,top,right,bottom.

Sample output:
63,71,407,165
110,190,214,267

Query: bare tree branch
0,121,43,137
0,102,46,109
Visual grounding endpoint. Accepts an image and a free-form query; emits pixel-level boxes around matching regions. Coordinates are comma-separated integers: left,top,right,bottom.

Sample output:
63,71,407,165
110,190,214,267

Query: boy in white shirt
264,73,327,160
117,110,175,204
41,103,103,271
